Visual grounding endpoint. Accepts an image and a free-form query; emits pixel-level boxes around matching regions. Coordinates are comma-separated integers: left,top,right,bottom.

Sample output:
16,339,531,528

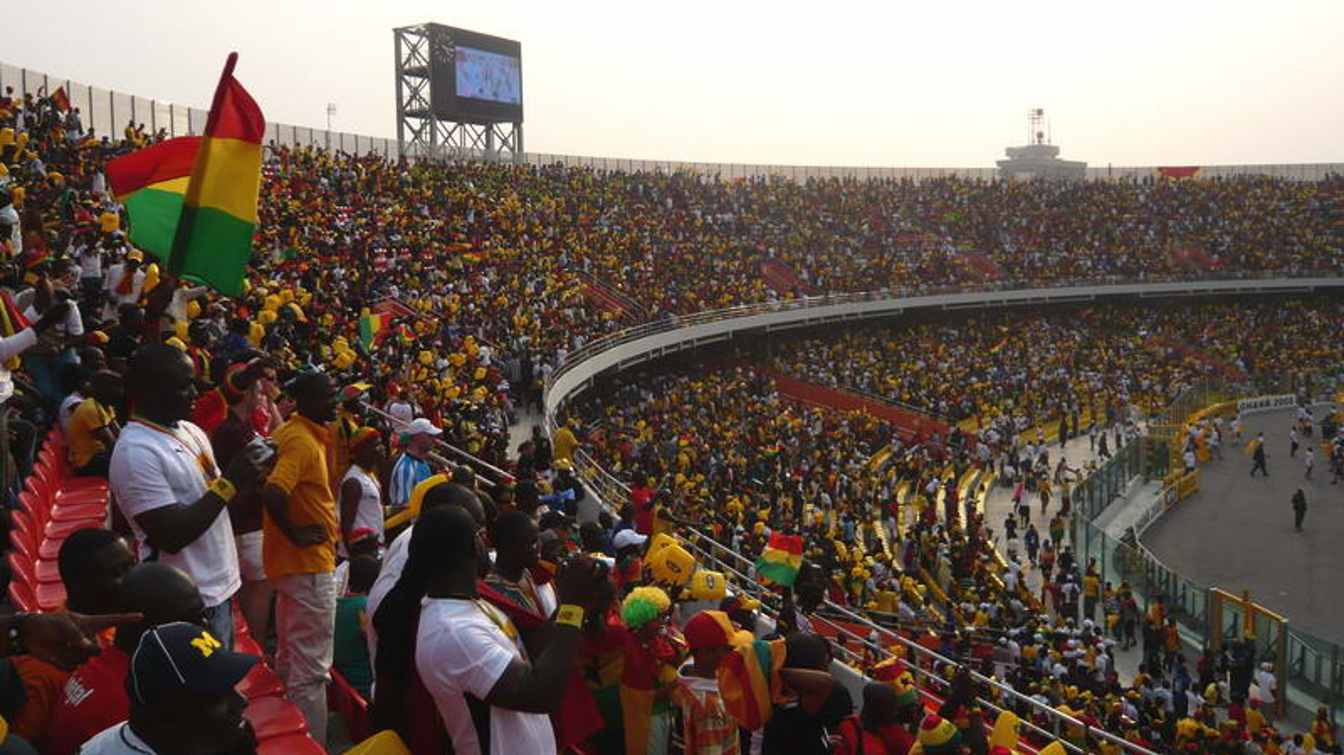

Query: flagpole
167,52,239,277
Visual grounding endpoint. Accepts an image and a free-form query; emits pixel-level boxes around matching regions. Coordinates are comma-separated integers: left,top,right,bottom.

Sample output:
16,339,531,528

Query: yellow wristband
209,477,237,503
555,604,585,629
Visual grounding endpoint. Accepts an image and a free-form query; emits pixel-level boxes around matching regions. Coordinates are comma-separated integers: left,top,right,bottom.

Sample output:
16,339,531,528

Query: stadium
0,9,1342,755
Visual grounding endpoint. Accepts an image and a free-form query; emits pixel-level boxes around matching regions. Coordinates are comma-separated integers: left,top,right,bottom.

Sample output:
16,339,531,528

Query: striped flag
107,136,202,258
717,638,787,731
754,532,803,586
358,313,385,352
166,53,265,296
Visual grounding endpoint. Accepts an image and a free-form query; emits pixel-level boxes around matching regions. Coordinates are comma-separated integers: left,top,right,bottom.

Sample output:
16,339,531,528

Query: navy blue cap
128,622,258,705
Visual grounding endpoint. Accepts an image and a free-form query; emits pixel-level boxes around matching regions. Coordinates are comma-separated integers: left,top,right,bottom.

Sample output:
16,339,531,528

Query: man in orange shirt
260,371,339,744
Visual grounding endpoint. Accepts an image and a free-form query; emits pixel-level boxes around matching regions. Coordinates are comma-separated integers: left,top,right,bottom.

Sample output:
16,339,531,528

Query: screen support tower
393,24,524,163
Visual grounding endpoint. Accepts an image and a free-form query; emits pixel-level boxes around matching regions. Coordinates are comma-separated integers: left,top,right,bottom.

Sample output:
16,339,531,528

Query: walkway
978,424,1150,680
510,408,545,456
1142,405,1344,644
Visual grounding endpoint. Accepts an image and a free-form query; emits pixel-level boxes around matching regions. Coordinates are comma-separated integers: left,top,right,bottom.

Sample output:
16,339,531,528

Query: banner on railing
1235,394,1297,414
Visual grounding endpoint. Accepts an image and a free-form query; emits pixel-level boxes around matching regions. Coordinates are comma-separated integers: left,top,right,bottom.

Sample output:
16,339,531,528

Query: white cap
406,418,442,436
612,529,648,551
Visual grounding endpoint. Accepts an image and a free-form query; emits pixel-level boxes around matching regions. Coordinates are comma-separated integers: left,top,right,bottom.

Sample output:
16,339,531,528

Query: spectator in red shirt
834,682,916,755
630,477,656,535
42,562,206,755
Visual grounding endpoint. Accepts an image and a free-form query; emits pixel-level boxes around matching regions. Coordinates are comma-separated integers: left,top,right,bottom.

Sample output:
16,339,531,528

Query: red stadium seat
10,506,34,532
255,734,325,755
243,695,308,739
7,553,35,590
35,580,66,612
236,663,284,700
236,633,264,658
37,537,63,561
22,485,103,526
55,478,110,497
44,517,104,542
17,491,47,526
23,474,53,509
35,445,60,473
33,452,109,495
232,600,251,635
50,501,109,523
328,669,370,742
8,581,36,613
34,559,61,584
8,528,35,561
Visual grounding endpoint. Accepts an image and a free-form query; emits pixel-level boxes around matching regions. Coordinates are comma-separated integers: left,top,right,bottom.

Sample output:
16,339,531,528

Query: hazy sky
10,1,1344,167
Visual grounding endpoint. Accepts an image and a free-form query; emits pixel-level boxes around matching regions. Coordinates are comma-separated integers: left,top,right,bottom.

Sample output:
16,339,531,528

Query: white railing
544,274,1344,424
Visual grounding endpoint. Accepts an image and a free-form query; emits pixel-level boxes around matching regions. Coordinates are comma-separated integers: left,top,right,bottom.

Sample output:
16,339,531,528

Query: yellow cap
688,569,727,601
645,542,696,587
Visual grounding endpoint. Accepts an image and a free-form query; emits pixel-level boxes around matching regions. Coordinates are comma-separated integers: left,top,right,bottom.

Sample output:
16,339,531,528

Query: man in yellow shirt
67,371,122,477
260,371,339,745
552,419,579,465
1083,568,1101,622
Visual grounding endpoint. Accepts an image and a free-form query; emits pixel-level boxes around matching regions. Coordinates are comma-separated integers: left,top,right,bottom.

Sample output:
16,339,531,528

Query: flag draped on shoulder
106,136,202,258
167,52,265,297
717,637,787,731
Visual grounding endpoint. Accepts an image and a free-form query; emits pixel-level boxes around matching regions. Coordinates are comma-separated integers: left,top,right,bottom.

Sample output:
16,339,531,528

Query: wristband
555,604,585,629
209,477,237,502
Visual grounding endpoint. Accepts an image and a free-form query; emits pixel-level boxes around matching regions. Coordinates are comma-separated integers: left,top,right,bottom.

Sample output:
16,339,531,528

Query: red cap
683,611,737,651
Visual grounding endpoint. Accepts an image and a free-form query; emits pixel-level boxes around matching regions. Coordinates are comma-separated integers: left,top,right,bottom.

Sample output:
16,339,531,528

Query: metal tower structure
393,24,523,163
1027,107,1049,145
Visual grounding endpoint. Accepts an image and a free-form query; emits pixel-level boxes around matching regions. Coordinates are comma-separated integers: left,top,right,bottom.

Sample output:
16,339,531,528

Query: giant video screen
429,25,523,123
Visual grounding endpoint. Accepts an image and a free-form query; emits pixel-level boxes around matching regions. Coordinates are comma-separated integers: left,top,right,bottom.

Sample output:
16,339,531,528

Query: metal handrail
545,272,1344,405
359,401,515,489
679,524,1153,754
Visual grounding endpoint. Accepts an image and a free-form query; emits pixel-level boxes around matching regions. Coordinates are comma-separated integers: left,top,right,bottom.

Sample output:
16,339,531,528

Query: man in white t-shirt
110,344,266,648
366,480,481,674
408,505,606,755
338,428,386,559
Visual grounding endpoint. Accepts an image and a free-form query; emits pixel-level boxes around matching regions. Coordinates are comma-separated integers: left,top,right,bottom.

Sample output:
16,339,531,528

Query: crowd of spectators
771,300,1344,426
573,297,1344,755
0,80,1340,755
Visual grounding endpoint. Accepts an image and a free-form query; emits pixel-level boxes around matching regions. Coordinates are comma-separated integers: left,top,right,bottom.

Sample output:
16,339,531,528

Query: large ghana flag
107,53,264,296
107,135,202,258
